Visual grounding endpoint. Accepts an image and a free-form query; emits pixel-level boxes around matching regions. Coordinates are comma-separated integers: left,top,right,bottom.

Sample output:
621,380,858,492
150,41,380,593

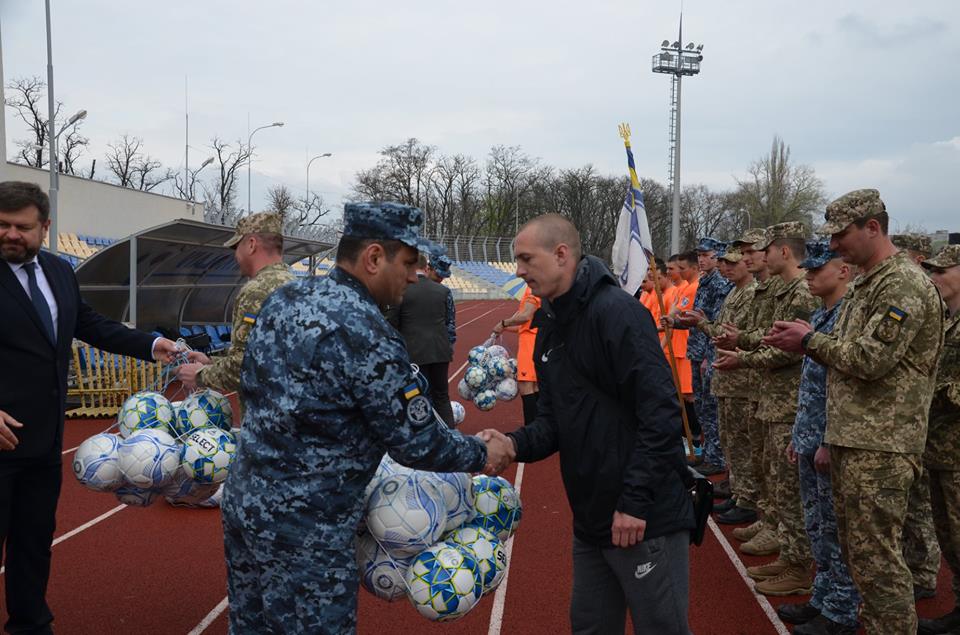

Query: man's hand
674,308,706,328
611,511,646,548
477,429,516,475
186,351,212,365
492,320,505,335
814,446,830,474
0,409,24,451
786,441,797,465
713,348,741,371
762,319,813,353
712,323,740,349
175,363,205,392
152,338,179,363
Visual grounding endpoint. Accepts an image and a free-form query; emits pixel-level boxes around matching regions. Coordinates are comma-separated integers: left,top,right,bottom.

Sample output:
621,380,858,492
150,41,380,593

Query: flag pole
618,124,695,460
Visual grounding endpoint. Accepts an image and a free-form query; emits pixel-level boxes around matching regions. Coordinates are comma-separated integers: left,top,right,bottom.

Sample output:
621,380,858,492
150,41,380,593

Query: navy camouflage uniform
430,253,457,346
792,244,860,627
221,202,487,635
689,238,734,468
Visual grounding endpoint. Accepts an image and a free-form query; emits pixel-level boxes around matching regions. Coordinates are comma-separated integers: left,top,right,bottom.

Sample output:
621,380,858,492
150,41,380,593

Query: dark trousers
418,362,454,427
0,457,62,635
521,392,539,425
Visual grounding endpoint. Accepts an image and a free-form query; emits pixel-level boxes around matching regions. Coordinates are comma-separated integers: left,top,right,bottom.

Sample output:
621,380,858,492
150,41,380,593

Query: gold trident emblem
618,123,631,143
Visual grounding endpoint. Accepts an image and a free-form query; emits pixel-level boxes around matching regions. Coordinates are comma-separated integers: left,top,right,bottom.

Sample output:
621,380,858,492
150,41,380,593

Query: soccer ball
464,366,487,390
405,544,483,621
424,471,475,530
472,475,522,541
181,426,237,484
115,485,159,507
355,531,412,602
117,429,181,489
506,358,518,378
495,378,519,401
117,391,175,438
456,379,475,401
467,345,487,366
364,454,414,503
173,390,233,438
474,390,497,411
161,468,221,506
486,345,509,360
485,357,509,380
445,524,507,594
451,401,466,426
73,433,123,492
365,473,447,557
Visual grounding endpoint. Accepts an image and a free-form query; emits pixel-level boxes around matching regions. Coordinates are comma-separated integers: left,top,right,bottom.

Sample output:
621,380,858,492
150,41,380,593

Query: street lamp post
306,152,332,206
190,156,215,202
246,121,284,213
46,108,86,255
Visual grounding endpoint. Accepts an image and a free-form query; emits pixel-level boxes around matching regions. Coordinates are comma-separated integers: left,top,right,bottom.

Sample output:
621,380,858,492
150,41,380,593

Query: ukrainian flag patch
403,383,421,400
886,306,906,322
242,312,257,325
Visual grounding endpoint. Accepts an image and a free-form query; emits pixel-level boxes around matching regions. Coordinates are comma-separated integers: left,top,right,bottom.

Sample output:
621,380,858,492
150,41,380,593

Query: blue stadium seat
216,324,230,337
178,327,192,338
204,325,225,351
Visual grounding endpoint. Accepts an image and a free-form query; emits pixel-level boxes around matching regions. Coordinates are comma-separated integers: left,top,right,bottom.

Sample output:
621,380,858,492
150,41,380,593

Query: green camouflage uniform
891,233,933,259
806,189,945,635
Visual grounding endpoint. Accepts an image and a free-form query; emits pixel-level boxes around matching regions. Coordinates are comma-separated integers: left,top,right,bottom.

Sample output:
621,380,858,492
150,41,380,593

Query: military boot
740,527,780,556
746,557,787,580
754,564,813,596
776,601,820,625
732,519,763,542
792,614,857,635
918,607,960,635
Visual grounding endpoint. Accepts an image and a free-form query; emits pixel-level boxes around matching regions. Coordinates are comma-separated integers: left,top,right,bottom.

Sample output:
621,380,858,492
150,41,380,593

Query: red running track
2,299,954,634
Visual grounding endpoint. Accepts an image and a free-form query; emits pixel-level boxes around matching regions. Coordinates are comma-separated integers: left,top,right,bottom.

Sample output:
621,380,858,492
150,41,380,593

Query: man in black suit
386,253,457,426
0,181,177,634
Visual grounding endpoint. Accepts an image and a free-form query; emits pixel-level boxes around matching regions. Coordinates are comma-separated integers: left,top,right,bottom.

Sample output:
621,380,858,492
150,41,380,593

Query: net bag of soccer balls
356,454,522,622
456,342,519,412
71,389,237,507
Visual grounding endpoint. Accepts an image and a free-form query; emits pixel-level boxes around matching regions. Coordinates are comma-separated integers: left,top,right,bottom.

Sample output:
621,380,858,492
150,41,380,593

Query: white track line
486,462,525,635
447,360,470,384
187,596,229,635
707,517,790,635
456,304,505,330
62,444,80,455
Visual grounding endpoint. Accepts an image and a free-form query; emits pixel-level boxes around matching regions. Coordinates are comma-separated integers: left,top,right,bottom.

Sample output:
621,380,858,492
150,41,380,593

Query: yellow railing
67,341,163,418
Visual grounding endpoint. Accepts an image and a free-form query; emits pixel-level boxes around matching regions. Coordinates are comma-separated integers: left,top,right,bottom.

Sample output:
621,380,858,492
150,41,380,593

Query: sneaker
697,462,726,476
754,564,813,596
732,520,763,542
914,584,936,601
918,607,960,635
717,506,758,525
740,528,780,556
776,602,820,625
713,480,732,499
713,498,738,514
746,557,788,580
793,614,856,635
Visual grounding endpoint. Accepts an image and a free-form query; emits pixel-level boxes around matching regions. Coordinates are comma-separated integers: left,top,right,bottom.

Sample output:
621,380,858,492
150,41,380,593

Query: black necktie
24,262,56,344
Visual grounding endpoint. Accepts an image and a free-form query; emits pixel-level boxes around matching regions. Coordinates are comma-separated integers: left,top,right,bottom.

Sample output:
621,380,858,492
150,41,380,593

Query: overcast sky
1,1,957,231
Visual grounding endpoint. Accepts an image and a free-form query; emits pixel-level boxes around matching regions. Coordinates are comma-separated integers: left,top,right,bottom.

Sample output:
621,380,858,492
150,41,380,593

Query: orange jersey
516,288,541,382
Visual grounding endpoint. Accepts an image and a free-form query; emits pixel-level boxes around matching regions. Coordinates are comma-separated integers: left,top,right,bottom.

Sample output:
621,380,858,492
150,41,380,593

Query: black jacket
388,275,453,365
508,256,694,546
0,251,155,461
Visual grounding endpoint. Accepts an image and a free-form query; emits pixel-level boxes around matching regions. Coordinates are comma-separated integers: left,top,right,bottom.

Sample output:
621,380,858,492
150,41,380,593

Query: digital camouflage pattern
798,240,837,271
736,275,783,352
891,233,932,257
923,244,960,270
807,251,944,453
924,311,960,469
902,469,942,590
197,262,295,396
342,201,438,254
688,268,734,363
791,300,842,455
223,211,284,248
696,237,725,253
929,469,960,606
731,227,768,249
700,280,756,397
719,397,759,511
818,188,886,236
754,221,808,251
445,289,456,346
767,420,812,567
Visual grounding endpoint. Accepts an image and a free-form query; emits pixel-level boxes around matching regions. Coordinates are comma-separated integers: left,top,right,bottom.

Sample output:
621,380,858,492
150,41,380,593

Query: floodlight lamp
200,157,215,168
686,42,695,50
272,121,285,127
672,41,680,48
661,39,670,47
696,44,704,51
67,110,87,125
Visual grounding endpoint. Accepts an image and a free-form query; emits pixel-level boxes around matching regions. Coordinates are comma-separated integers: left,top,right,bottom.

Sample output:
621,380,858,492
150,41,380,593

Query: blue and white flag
611,138,653,296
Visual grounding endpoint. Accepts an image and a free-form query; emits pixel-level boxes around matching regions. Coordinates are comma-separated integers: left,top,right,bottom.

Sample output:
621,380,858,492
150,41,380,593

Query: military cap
799,240,839,270
718,246,744,263
731,227,767,248
921,244,960,270
429,253,453,279
818,189,886,235
755,221,809,250
342,202,437,253
696,237,725,253
891,233,932,256
223,211,284,248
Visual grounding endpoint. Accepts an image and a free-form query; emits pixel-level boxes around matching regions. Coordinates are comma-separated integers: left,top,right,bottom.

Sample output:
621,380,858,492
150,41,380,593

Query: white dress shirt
5,255,59,341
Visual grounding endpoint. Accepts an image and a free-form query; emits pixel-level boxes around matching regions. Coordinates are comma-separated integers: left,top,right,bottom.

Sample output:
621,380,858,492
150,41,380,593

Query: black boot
716,506,758,525
776,602,820,625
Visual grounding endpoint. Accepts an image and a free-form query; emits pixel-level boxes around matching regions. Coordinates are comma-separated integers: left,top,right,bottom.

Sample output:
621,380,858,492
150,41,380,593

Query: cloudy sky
1,1,957,230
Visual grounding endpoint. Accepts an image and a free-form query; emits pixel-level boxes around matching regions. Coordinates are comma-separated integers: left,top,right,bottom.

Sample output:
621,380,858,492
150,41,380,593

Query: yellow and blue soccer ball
173,390,233,438
445,524,507,594
117,429,181,489
117,391,175,438
73,433,123,492
181,426,237,484
365,473,447,558
485,357,510,380
471,475,522,541
464,366,488,390
355,530,412,602
405,544,483,621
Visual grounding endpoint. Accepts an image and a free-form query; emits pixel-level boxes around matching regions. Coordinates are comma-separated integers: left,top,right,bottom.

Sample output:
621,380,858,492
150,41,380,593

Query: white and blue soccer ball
114,485,159,507
365,473,447,557
495,378,519,401
464,366,488,390
451,401,466,426
161,468,221,506
355,530,412,602
445,524,507,594
485,357,510,380
485,345,509,360
117,391,175,438
117,429,181,489
506,358,518,378
467,345,487,366
405,543,483,621
425,471,475,530
471,475,522,541
456,378,475,401
473,390,497,411
72,433,123,492
173,390,233,438
181,426,237,484
364,454,414,503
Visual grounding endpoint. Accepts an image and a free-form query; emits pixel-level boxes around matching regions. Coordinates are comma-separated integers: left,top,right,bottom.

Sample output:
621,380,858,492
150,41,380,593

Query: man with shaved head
481,214,694,634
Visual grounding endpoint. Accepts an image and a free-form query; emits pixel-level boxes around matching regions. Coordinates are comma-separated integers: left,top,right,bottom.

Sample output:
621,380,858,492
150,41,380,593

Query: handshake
476,429,517,476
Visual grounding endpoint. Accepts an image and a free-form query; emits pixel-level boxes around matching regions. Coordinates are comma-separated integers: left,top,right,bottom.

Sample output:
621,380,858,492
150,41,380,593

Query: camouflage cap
718,246,744,263
921,244,960,270
755,221,809,250
731,227,768,249
891,233,932,256
223,212,284,248
799,240,839,270
818,189,886,235
429,253,453,279
696,237,725,253
342,202,438,254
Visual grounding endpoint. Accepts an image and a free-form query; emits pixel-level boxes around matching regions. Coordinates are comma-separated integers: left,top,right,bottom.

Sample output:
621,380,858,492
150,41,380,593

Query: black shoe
697,462,726,476
919,608,960,635
793,614,856,635
717,506,758,525
713,480,732,499
914,584,936,600
776,602,820,625
713,498,738,513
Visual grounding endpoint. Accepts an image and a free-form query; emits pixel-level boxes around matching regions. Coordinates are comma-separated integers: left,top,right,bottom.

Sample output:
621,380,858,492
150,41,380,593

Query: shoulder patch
403,382,421,400
886,306,907,322
406,395,432,425
873,306,908,344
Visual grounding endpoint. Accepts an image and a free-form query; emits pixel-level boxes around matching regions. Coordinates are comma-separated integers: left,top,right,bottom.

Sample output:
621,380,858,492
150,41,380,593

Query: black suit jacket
389,275,453,366
0,251,156,461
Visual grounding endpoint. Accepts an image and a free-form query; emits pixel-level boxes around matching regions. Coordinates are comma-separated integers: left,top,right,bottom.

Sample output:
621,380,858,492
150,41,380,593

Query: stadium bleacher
42,232,113,267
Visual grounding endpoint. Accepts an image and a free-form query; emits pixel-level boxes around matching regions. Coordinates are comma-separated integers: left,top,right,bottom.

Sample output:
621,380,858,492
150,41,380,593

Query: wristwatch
801,331,814,351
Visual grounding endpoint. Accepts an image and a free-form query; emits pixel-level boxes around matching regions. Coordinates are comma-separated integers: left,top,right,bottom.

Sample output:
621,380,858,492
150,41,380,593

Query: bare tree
203,137,252,224
59,126,90,176
4,76,89,171
266,184,297,216
104,134,171,191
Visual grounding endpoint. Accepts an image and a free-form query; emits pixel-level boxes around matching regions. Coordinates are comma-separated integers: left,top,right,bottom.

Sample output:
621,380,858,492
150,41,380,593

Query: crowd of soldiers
646,189,959,635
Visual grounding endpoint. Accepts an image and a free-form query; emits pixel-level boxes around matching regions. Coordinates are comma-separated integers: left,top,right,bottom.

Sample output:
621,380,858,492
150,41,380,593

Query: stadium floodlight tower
652,26,703,255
